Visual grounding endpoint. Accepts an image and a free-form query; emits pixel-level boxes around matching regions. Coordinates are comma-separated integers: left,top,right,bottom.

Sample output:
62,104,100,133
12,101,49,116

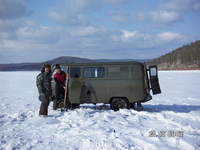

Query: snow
0,71,200,150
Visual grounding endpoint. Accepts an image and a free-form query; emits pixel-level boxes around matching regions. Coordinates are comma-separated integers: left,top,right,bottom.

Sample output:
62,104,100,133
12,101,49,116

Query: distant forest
147,40,200,70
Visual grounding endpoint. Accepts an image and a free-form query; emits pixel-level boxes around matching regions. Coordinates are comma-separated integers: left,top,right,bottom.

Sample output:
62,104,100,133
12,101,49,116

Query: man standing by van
53,64,67,110
36,64,52,116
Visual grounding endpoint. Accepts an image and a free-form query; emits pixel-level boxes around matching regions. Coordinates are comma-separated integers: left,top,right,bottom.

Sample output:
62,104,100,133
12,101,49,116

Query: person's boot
130,103,136,110
137,102,143,111
53,100,57,110
39,115,47,118
132,103,136,110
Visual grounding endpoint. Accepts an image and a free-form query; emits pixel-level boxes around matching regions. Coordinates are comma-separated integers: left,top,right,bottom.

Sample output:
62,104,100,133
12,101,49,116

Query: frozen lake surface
0,71,200,150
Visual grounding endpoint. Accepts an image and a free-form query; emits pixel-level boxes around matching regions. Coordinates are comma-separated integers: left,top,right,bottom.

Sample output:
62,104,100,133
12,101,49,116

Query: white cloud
158,0,200,12
16,26,61,44
65,0,101,13
48,0,186,29
0,0,33,20
121,30,148,41
0,23,197,63
0,2,197,64
0,19,23,33
194,2,200,11
48,0,133,26
121,30,137,38
48,7,90,26
71,26,108,37
48,0,101,26
0,19,65,56
156,32,188,42
148,11,182,23
110,10,183,26
0,18,62,44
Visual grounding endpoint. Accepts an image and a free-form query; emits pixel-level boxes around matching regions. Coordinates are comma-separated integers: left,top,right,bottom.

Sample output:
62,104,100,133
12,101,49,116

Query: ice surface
0,71,200,150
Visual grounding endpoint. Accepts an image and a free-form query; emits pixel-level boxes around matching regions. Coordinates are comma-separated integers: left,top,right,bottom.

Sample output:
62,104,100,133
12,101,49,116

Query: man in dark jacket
36,64,52,116
53,64,67,110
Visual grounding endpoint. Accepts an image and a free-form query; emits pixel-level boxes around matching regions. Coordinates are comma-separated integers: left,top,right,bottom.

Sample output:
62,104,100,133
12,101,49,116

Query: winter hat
55,64,61,69
43,63,51,69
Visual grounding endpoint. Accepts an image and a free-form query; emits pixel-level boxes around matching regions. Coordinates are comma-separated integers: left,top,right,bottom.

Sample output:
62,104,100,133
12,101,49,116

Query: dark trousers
56,84,65,100
39,95,49,115
53,84,65,110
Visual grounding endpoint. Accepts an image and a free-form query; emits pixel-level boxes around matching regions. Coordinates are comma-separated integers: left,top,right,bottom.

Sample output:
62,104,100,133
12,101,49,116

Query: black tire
111,98,130,111
58,101,65,111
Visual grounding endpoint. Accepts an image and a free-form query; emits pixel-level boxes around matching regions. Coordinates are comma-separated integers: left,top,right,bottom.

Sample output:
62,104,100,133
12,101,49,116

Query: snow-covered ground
0,71,200,150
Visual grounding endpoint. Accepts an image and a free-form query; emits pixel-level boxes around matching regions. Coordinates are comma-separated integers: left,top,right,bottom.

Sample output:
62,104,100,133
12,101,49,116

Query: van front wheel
111,98,130,111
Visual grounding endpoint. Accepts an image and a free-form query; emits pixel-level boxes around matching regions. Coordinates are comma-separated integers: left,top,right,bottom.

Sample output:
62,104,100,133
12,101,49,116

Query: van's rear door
149,65,161,95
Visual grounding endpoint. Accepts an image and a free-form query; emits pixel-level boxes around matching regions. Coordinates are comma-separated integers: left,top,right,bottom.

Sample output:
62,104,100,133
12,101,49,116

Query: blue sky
0,0,200,63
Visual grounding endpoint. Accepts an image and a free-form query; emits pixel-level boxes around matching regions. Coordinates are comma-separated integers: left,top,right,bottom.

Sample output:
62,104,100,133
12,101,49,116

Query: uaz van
51,61,161,111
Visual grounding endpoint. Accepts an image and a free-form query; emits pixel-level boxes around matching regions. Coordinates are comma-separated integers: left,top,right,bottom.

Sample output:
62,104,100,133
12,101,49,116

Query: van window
83,67,105,78
132,65,142,77
60,66,67,73
70,67,80,78
150,67,157,76
108,66,129,77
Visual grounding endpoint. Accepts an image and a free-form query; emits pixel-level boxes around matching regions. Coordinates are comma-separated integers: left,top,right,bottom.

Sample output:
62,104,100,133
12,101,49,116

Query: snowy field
0,71,200,150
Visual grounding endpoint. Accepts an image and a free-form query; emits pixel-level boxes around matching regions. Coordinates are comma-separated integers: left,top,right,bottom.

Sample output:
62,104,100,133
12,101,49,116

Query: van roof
58,61,144,66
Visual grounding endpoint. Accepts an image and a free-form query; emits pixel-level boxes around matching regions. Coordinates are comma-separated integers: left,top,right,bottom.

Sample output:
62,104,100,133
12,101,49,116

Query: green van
51,61,161,111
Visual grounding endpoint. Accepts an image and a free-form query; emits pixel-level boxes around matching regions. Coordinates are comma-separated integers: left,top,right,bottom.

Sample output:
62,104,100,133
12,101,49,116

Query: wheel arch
109,97,130,104
110,97,130,111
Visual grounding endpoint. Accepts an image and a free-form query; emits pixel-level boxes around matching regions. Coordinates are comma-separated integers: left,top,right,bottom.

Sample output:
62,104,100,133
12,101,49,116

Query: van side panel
130,77,144,102
68,79,82,104
106,65,132,102
78,79,106,104
68,67,106,104
106,78,132,101
105,64,144,103
131,64,144,102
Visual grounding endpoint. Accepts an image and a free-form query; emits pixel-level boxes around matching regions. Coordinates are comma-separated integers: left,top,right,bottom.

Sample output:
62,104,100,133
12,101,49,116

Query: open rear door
149,65,161,95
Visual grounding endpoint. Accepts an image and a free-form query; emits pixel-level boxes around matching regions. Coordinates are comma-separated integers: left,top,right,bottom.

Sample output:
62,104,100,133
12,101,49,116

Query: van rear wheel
111,98,130,111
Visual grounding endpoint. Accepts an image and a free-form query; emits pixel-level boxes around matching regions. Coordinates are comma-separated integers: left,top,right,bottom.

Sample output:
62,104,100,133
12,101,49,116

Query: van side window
108,66,129,77
70,67,80,78
132,65,142,77
83,67,105,78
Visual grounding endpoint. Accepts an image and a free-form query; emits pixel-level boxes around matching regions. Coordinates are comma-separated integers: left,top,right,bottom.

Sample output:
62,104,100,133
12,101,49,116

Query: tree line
147,40,200,70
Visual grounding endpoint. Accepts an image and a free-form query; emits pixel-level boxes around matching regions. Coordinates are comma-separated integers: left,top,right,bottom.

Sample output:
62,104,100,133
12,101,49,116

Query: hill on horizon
147,40,200,70
0,56,148,71
0,56,93,71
